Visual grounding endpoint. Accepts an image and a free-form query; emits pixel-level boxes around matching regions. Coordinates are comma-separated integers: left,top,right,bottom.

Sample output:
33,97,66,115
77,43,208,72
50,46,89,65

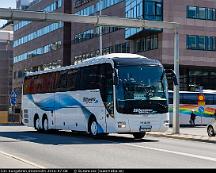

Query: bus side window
67,69,80,91
80,65,99,90
57,71,68,92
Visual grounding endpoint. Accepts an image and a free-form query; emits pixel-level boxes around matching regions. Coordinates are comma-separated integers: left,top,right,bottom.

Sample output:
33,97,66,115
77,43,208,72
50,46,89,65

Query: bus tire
133,132,146,139
88,117,98,137
42,115,49,132
207,126,215,137
34,114,40,131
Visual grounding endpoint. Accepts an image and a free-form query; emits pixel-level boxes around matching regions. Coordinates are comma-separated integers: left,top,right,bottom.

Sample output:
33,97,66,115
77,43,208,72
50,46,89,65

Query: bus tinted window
67,69,80,91
80,65,100,90
24,72,58,94
57,71,68,92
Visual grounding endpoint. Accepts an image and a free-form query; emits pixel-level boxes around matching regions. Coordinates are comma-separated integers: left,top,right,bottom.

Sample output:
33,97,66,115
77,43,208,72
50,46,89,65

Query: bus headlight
118,121,126,128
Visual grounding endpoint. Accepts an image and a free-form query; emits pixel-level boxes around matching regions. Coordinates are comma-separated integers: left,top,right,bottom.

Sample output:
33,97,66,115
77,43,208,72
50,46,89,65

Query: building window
144,0,163,21
136,34,158,52
187,6,197,18
14,41,62,64
125,0,163,39
187,5,216,21
186,35,216,51
198,7,206,19
14,0,63,31
187,35,197,49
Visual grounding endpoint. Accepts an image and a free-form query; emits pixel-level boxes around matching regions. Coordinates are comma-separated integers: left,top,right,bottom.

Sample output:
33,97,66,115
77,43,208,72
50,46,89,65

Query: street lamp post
173,31,180,134
99,0,103,55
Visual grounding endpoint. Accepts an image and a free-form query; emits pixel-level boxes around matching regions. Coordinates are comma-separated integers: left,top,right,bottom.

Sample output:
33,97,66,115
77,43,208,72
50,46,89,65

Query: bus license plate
140,125,152,132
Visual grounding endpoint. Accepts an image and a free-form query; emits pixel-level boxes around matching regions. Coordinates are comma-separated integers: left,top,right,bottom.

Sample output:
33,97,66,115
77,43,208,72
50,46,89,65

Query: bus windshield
116,65,168,114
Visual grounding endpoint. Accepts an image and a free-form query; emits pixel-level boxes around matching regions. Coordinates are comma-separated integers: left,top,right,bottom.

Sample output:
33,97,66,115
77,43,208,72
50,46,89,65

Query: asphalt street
0,126,216,168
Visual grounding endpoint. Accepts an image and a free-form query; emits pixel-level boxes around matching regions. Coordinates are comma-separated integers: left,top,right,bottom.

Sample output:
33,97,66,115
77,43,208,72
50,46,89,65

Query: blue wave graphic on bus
27,94,104,133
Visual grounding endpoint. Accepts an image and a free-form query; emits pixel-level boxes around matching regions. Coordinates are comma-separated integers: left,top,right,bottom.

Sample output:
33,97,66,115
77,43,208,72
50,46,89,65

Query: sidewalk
147,126,216,143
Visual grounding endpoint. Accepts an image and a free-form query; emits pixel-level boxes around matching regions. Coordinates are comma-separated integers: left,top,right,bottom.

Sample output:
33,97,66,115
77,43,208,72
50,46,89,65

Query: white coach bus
22,53,176,139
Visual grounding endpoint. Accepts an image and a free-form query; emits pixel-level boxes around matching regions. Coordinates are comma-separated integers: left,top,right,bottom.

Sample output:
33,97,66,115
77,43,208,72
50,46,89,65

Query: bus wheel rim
36,119,40,129
91,121,98,136
44,119,48,131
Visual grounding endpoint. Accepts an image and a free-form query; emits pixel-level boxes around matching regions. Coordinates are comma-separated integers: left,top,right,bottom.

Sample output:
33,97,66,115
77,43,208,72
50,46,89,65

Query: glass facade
75,0,124,16
14,0,63,31
187,5,216,21
74,26,122,44
14,41,62,63
125,0,163,39
186,35,216,51
14,22,63,48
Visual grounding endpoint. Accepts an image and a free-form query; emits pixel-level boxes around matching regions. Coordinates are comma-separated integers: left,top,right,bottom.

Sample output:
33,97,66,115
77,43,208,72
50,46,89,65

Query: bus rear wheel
34,116,40,131
42,117,49,132
133,132,146,139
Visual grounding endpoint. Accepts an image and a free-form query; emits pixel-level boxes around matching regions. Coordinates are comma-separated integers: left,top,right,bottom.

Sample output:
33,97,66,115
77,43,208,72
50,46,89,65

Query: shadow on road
0,128,159,145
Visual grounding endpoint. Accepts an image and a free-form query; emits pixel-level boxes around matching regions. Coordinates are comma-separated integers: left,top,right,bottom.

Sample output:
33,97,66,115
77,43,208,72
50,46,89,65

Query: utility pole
173,31,180,134
99,0,103,55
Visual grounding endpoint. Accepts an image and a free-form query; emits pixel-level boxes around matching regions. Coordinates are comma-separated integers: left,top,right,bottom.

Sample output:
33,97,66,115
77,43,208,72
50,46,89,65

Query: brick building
0,30,13,120
13,0,216,111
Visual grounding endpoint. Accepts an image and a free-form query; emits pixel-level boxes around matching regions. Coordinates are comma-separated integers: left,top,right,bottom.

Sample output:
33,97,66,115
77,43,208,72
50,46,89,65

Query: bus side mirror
165,69,179,86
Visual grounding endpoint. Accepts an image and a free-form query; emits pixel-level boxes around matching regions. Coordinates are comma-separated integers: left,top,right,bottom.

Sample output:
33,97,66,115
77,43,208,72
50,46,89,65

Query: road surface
0,126,215,168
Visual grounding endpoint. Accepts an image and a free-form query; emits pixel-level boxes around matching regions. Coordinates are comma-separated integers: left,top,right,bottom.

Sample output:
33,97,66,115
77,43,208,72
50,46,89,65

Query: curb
0,123,23,126
147,132,216,144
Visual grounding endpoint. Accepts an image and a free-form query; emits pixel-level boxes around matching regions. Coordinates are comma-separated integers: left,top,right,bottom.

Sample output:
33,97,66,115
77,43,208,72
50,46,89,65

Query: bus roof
25,53,160,77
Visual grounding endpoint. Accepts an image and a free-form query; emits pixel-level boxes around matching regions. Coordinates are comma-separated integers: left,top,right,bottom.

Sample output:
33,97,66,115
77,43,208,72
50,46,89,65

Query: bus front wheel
133,132,146,139
89,118,98,136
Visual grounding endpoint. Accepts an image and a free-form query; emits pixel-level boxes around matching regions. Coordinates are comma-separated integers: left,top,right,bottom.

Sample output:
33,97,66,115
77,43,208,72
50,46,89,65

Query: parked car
207,119,216,137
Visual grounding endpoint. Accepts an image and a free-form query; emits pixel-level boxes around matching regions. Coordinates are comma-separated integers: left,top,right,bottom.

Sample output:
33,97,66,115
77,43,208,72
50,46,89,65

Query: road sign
198,94,205,107
10,91,17,106
198,106,205,113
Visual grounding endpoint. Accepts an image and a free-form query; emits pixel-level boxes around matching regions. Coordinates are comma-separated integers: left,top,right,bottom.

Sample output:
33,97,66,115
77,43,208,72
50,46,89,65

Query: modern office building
0,29,13,122
72,0,216,91
13,0,216,111
13,0,72,109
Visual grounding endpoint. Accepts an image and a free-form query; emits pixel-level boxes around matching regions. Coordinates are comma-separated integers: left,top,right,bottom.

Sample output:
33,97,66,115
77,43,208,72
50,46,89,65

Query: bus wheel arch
88,115,98,136
42,114,49,132
34,114,40,130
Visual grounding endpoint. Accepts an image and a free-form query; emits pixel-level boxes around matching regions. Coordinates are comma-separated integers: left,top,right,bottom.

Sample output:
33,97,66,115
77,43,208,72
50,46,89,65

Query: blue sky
0,1,16,27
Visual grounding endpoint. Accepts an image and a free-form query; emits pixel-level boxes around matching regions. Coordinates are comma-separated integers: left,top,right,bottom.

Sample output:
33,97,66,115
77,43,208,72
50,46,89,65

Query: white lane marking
0,150,45,168
124,143,216,162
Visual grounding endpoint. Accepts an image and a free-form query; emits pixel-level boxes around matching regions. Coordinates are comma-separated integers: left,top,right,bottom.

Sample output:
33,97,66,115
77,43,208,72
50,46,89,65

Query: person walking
190,110,196,127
